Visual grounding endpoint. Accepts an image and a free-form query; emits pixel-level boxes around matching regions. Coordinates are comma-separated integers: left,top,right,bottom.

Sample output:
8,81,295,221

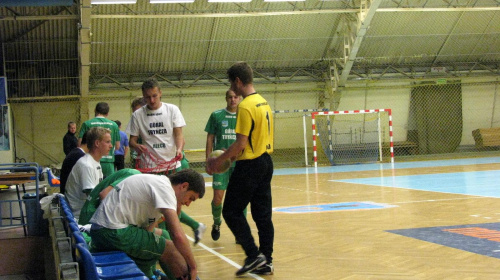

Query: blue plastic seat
75,243,147,280
72,231,135,267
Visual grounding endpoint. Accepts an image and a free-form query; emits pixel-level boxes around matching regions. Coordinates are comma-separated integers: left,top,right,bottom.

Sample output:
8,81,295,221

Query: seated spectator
65,127,112,218
60,131,88,195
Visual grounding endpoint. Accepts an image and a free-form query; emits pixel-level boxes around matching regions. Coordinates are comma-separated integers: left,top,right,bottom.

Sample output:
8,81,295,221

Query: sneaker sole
236,259,267,276
253,271,274,276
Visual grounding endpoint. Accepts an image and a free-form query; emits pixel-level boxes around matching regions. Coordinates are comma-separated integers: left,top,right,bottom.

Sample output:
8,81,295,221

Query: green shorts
212,166,234,191
90,225,166,276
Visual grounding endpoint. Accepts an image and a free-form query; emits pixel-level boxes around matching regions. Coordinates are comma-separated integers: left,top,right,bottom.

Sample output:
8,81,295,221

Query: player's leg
249,153,274,275
90,226,163,278
223,161,265,276
212,167,246,242
211,172,227,241
179,211,206,245
151,228,176,280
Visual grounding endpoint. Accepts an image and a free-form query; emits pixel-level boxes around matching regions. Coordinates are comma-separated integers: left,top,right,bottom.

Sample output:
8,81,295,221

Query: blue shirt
115,131,129,156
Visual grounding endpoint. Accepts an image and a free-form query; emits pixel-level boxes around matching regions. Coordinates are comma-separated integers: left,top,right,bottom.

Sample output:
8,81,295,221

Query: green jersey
78,168,141,225
79,116,121,163
204,108,237,150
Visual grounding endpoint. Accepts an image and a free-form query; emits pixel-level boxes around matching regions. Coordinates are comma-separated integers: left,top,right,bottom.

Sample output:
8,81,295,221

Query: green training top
78,168,141,225
204,108,237,151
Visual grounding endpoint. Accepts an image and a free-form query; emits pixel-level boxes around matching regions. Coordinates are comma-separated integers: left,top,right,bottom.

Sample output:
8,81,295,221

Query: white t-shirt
129,103,186,170
65,153,103,218
90,174,177,229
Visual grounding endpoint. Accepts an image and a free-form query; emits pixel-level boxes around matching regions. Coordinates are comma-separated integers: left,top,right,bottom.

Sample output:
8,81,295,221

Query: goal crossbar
311,109,394,167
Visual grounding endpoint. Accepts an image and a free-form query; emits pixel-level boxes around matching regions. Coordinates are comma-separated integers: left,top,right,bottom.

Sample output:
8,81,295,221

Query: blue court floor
275,156,500,198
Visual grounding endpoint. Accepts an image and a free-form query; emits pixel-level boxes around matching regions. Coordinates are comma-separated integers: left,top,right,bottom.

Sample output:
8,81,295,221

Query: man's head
131,96,146,112
141,78,162,110
95,102,110,116
86,127,112,157
227,62,253,95
168,169,205,207
226,89,241,112
114,120,121,129
67,122,76,134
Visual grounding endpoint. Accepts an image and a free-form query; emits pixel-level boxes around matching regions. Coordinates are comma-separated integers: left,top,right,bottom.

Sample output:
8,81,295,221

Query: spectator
63,121,78,156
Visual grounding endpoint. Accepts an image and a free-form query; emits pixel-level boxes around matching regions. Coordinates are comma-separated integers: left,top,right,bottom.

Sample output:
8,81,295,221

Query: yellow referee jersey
235,93,274,160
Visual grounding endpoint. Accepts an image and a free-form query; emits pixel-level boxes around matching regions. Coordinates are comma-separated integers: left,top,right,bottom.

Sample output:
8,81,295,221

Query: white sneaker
194,223,207,245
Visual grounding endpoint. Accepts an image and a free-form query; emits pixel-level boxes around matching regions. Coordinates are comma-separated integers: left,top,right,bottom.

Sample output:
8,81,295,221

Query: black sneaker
235,253,266,276
211,224,220,241
252,263,274,275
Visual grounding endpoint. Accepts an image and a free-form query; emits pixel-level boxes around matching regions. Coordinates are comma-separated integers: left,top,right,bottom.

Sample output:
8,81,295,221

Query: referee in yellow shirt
207,62,275,276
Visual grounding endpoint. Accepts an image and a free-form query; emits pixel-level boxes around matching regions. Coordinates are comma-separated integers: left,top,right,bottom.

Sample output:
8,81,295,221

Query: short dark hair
142,78,160,92
131,97,146,110
168,169,205,199
114,120,121,127
95,102,110,115
81,131,88,145
67,121,75,129
227,62,253,85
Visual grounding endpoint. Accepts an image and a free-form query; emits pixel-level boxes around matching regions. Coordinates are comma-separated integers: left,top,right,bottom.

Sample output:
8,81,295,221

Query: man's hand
135,144,147,154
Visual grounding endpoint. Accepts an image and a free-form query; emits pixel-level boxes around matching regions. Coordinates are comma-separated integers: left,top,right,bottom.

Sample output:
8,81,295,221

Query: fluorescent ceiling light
91,0,137,4
208,0,251,2
151,0,194,3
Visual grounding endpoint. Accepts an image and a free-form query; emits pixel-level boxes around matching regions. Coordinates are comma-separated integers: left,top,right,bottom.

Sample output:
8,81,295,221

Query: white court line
186,235,265,280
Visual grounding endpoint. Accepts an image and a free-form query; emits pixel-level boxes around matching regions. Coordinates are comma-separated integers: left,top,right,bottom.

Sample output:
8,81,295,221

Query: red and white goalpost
311,109,394,167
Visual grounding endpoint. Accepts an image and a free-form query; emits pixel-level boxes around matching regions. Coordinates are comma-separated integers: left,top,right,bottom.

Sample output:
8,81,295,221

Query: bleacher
472,127,500,148
48,194,148,280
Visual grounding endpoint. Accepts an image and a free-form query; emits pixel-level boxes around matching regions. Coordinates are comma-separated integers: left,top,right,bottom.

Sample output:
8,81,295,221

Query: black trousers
114,155,125,171
222,153,274,262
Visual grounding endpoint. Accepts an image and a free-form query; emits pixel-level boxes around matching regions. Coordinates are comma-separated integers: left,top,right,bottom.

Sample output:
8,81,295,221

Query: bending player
89,169,205,280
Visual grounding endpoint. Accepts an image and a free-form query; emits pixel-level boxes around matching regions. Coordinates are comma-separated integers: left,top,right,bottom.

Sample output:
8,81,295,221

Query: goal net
311,109,393,167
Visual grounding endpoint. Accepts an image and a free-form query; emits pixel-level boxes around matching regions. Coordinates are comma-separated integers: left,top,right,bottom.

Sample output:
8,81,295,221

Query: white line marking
186,235,265,280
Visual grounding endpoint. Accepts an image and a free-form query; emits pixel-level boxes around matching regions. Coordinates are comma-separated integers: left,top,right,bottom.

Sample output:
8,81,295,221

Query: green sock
179,210,199,231
243,206,247,218
212,201,223,225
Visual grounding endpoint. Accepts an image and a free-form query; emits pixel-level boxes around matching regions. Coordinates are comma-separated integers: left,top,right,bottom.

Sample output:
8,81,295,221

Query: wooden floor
183,154,500,280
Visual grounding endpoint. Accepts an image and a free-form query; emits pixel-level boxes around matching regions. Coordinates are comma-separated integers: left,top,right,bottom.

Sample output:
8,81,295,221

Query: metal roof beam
338,0,382,87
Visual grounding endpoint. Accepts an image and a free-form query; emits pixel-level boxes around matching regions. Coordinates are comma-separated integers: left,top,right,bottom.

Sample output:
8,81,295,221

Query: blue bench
57,195,148,280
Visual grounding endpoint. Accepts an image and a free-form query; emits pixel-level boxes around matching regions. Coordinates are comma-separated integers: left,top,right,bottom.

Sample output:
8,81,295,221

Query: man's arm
205,133,215,159
129,135,146,154
205,133,215,173
115,141,120,152
98,186,114,200
124,145,129,158
173,127,184,158
160,208,197,279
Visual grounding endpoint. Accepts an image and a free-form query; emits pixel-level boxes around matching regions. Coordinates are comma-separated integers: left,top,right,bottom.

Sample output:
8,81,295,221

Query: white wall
338,84,411,143
462,81,500,145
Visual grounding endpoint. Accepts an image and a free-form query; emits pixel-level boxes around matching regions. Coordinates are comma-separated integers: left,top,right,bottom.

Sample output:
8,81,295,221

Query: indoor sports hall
1,0,500,279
